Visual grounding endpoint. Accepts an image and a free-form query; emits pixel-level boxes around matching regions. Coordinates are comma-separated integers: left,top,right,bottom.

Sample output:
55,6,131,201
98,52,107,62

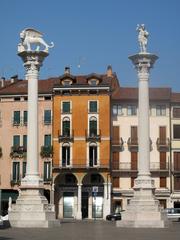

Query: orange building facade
52,69,113,219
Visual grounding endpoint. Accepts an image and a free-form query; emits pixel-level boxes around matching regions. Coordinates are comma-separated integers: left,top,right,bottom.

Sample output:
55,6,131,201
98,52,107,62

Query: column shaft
138,75,150,177
26,71,39,176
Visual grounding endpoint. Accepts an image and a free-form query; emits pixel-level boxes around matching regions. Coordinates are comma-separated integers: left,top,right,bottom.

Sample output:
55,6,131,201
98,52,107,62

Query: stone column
9,29,59,228
76,184,82,219
103,183,111,219
20,51,47,187
117,53,168,228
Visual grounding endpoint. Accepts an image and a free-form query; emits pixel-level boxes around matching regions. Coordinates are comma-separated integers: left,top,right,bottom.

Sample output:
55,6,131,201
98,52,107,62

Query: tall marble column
9,29,59,228
117,24,167,228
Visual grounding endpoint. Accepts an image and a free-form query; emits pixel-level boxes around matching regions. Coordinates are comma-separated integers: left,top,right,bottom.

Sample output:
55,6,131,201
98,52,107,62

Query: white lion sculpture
20,28,54,52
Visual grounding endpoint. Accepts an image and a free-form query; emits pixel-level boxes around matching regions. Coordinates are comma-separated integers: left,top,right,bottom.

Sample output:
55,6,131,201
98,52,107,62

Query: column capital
18,51,48,74
129,53,158,75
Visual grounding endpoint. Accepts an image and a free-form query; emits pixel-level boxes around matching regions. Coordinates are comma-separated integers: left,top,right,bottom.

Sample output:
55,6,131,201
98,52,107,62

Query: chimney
10,75,18,83
106,65,113,77
0,77,5,88
64,66,70,74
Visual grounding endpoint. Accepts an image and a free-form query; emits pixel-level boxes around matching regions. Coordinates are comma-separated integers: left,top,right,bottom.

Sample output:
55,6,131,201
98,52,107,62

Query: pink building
0,77,58,215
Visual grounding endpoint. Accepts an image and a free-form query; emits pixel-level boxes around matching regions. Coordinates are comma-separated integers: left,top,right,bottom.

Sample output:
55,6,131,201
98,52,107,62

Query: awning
0,190,18,201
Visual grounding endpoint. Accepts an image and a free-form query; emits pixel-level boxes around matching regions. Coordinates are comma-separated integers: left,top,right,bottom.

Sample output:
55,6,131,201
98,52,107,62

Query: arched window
89,116,97,137
62,117,70,137
89,142,97,167
62,143,70,166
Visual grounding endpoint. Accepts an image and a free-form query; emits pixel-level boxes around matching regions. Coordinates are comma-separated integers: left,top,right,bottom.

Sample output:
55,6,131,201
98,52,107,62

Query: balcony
40,146,53,158
10,146,27,158
150,162,169,172
127,138,138,152
112,162,137,171
10,175,21,186
54,161,109,169
172,167,180,176
58,130,74,142
112,138,124,151
85,130,101,142
156,138,170,152
112,162,169,172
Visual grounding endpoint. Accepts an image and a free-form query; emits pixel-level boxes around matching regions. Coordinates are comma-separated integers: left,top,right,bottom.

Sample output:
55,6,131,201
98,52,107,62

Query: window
13,111,20,125
62,144,70,166
23,135,27,149
173,108,180,118
44,96,51,101
14,97,20,101
113,105,122,116
22,162,27,178
88,79,99,86
160,177,166,188
44,161,51,181
89,101,97,113
62,117,70,136
62,101,70,113
113,177,119,188
89,143,97,167
12,162,20,182
44,110,51,125
13,135,20,147
173,125,180,139
62,79,72,86
89,117,97,136
156,105,166,116
174,152,180,171
44,135,51,147
127,106,137,116
23,111,27,125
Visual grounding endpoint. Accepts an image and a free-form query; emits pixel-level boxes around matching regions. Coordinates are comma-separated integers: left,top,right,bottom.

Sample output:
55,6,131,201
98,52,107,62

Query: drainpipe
169,101,173,196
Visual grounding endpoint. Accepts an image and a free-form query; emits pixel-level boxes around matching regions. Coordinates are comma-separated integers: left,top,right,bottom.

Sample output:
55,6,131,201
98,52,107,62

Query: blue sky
0,0,180,91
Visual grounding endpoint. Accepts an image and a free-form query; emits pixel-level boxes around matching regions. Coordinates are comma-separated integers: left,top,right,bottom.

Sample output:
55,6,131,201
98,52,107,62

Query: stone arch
82,172,105,185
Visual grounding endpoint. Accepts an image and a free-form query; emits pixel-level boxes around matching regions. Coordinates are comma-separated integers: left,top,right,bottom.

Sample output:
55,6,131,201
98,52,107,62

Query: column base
8,188,60,228
117,177,169,228
76,211,82,220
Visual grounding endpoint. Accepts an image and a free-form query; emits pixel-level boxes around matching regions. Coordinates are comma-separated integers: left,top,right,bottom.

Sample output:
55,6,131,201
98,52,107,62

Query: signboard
92,186,98,193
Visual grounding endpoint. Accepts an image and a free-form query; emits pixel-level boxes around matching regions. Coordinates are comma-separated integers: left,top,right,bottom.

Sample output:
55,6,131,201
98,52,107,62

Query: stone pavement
0,220,180,240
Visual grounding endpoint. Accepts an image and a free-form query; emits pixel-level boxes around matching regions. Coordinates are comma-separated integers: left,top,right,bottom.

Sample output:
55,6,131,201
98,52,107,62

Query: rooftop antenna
77,56,86,74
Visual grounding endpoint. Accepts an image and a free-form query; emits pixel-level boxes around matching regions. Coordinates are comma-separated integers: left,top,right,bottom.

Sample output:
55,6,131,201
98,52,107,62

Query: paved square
0,220,180,240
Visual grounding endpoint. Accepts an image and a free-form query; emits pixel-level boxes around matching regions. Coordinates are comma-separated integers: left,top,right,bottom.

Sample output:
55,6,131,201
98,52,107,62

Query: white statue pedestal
117,52,169,228
9,187,60,228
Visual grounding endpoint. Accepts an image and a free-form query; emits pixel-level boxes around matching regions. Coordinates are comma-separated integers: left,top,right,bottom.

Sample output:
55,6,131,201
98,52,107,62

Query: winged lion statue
19,28,54,52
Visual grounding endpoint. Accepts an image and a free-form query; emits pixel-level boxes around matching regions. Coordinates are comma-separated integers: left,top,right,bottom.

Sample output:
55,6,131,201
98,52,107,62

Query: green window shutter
89,101,97,113
13,162,20,181
63,121,70,136
44,135,51,146
44,110,51,123
13,135,20,147
90,120,97,135
62,102,70,113
14,111,20,124
23,111,28,124
23,135,27,148
22,162,27,178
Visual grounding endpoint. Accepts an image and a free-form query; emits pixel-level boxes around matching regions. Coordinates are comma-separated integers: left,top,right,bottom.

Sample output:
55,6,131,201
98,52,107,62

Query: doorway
63,193,74,218
82,192,88,219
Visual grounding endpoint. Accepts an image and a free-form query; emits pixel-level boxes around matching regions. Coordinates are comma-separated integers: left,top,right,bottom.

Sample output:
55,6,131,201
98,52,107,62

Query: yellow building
52,67,117,219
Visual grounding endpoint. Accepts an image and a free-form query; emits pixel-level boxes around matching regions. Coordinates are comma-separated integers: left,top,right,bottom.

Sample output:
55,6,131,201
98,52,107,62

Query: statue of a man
136,24,149,53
